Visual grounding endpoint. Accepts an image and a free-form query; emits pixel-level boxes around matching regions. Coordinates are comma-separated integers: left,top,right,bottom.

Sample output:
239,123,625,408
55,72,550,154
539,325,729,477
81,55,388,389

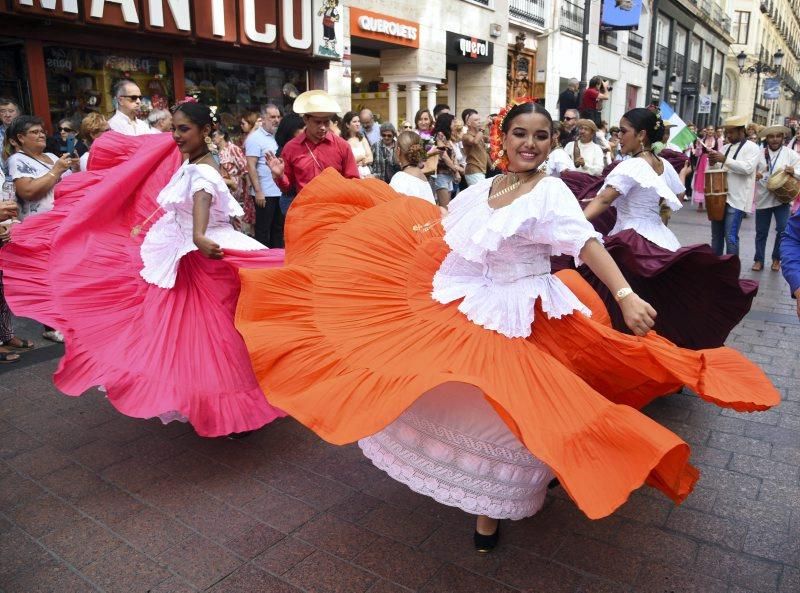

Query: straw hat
575,118,598,133
293,90,341,116
721,114,748,128
759,125,791,139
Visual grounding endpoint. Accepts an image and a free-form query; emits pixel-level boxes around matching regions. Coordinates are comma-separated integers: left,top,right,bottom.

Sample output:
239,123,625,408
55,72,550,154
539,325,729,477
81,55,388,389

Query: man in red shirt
579,76,610,126
267,90,359,194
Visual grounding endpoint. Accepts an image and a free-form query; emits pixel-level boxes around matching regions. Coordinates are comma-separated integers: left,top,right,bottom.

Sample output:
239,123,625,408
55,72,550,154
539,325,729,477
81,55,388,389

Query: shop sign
446,32,493,65
10,0,321,55
681,82,698,95
312,0,343,59
349,8,419,49
697,94,712,114
44,48,73,71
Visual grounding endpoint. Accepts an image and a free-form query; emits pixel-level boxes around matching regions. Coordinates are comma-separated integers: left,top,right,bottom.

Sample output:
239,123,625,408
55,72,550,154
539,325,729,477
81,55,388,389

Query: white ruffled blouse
431,176,602,339
601,157,684,252
140,162,265,288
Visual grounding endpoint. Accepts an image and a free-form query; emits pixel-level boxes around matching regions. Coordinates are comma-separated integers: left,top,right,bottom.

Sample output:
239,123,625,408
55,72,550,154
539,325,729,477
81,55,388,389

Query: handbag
421,152,439,176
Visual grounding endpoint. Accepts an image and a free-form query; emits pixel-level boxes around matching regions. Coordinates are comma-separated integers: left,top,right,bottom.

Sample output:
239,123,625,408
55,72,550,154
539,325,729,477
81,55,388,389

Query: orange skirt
235,170,780,520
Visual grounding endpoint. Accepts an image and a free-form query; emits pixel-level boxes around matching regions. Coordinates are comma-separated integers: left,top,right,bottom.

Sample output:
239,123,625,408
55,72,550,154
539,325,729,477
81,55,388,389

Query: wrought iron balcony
560,0,584,37
509,0,546,27
628,32,644,61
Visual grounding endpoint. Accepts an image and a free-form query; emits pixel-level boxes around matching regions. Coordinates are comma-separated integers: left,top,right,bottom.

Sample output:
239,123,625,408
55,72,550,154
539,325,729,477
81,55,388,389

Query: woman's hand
619,293,657,336
194,235,223,259
0,201,19,223
680,159,691,180
785,165,795,177
52,153,75,176
0,225,11,245
575,157,585,168
265,151,285,178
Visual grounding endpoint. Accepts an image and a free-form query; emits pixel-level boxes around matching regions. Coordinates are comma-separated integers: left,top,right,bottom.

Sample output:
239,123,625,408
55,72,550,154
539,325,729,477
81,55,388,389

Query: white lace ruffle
602,158,683,212
359,406,553,520
610,218,682,252
139,162,265,289
432,251,592,338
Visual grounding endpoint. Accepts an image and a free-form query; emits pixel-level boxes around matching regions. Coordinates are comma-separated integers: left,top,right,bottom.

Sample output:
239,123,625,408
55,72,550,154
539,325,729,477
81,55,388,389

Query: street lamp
737,49,785,121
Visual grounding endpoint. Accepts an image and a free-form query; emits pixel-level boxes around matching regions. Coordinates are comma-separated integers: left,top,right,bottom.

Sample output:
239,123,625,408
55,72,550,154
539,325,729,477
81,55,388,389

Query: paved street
0,205,798,593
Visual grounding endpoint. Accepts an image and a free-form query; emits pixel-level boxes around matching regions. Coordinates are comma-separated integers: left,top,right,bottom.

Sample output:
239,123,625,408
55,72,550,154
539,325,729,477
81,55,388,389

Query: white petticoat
359,383,554,520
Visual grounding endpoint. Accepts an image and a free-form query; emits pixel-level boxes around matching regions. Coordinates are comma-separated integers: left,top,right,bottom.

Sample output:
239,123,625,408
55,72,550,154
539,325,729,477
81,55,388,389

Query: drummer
707,115,761,256
753,125,800,271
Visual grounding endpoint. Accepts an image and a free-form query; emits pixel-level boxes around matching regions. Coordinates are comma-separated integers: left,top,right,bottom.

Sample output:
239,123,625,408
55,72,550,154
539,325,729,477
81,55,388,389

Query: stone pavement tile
136,475,202,515
196,469,269,509
7,492,82,538
252,536,316,576
38,463,109,503
729,453,800,483
780,566,800,593
693,544,782,593
0,427,40,459
609,520,698,565
295,512,378,560
0,471,45,509
206,564,302,593
0,526,51,578
259,462,355,512
158,449,229,484
555,533,640,585
100,457,169,494
358,504,441,547
417,521,501,577
109,506,193,557
419,564,517,593
707,431,773,458
574,578,633,592
171,490,254,542
329,491,388,524
366,581,415,593
493,546,581,592
713,491,793,530
686,443,732,468
743,525,800,566
693,464,762,500
123,433,187,465
746,422,800,447
665,506,747,550
156,534,241,590
494,504,570,559
147,575,199,592
41,516,124,568
74,484,147,524
284,550,377,593
5,444,73,478
3,555,100,593
84,416,148,445
685,408,748,436
659,419,711,446
83,543,171,593
757,479,800,508
242,488,319,533
361,474,431,511
39,419,100,452
634,559,728,593
58,404,117,430
223,522,284,559
613,491,675,526
352,534,442,590
308,446,387,492
69,438,133,471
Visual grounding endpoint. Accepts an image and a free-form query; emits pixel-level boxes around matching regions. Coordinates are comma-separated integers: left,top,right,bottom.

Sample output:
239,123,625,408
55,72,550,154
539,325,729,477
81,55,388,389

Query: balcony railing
509,0,546,27
599,29,618,51
560,0,584,37
655,44,669,68
628,32,644,61
673,53,686,76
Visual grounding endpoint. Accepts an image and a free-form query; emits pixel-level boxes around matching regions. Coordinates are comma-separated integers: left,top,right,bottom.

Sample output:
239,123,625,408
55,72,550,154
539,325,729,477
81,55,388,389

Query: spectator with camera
579,76,610,127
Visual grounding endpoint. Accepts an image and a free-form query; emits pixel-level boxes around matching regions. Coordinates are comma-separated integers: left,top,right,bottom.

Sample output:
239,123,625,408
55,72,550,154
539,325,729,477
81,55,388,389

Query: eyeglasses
26,129,46,136
120,95,142,101
59,127,74,132
564,117,577,121
381,133,394,137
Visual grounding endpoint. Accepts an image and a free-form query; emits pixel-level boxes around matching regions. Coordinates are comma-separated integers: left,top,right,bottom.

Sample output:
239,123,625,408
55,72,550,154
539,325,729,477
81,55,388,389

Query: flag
660,101,697,150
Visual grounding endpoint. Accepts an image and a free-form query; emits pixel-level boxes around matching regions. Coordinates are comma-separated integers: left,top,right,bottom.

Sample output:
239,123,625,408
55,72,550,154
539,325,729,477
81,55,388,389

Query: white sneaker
42,330,64,343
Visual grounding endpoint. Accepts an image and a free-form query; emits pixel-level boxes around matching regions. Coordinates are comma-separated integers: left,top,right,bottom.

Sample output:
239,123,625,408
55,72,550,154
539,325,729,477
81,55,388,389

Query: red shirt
579,87,600,111
275,131,359,193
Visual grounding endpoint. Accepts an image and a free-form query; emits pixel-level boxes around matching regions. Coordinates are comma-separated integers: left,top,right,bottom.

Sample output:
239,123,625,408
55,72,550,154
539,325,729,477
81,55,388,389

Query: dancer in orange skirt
235,100,779,552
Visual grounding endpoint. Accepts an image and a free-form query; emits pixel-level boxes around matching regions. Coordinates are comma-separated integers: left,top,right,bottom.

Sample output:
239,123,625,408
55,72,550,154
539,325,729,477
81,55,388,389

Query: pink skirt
0,132,286,437
692,154,709,205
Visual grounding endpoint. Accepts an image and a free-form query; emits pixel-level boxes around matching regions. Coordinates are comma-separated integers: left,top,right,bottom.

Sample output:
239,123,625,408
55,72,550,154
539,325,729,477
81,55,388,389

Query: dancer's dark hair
622,108,663,146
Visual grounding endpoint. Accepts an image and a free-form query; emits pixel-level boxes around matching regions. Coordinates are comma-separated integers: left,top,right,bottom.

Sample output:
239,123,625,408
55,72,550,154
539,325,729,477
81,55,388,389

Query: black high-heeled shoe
474,522,500,553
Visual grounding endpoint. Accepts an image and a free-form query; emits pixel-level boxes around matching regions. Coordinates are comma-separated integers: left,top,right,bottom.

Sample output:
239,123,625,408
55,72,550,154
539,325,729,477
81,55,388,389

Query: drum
704,169,728,221
766,170,800,205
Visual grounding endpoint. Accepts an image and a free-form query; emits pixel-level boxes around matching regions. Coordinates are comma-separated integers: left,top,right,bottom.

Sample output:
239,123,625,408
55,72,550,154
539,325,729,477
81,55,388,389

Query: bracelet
614,287,634,302
47,172,58,179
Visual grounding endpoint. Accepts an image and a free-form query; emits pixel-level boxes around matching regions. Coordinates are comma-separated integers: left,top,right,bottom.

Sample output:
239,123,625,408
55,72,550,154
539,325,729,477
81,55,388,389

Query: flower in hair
489,96,538,171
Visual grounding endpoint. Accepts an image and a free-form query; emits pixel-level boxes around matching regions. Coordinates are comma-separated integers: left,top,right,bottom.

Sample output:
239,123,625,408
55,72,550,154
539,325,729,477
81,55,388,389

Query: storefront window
0,39,30,114
43,45,172,126
183,58,306,131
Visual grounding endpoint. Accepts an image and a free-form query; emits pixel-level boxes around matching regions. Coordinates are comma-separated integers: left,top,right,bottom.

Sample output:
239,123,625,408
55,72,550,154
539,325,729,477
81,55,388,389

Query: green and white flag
661,101,697,150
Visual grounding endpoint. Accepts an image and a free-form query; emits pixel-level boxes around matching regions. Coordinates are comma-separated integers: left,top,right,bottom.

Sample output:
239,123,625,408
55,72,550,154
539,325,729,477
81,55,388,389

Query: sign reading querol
11,0,319,54
445,31,493,65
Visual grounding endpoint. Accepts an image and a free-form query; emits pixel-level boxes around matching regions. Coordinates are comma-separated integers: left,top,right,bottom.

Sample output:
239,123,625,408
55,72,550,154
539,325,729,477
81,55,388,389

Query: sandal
771,260,781,271
0,349,20,364
751,261,764,271
3,336,34,350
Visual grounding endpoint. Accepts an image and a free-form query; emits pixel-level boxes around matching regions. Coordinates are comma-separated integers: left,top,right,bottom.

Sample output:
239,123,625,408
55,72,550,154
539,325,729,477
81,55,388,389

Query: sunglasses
381,132,394,137
564,117,577,121
402,125,412,130
59,126,74,132
120,95,142,101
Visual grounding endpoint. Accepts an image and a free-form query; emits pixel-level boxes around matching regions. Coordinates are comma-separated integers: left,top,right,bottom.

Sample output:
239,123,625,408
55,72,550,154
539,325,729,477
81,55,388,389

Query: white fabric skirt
359,383,554,520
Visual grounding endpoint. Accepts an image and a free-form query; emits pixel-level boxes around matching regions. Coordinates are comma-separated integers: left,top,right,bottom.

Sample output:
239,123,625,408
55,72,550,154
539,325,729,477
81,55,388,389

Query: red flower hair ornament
489,96,538,172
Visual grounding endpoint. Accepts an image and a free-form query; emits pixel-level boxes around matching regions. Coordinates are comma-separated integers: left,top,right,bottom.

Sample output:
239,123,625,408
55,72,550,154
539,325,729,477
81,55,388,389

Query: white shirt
564,141,605,176
718,140,761,212
108,111,156,136
390,171,436,204
79,151,90,172
756,146,800,209
547,148,573,178
7,152,72,220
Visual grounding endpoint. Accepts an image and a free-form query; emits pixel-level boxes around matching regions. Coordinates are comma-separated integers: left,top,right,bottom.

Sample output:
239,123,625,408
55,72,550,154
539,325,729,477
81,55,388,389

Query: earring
205,135,213,149
498,148,505,157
